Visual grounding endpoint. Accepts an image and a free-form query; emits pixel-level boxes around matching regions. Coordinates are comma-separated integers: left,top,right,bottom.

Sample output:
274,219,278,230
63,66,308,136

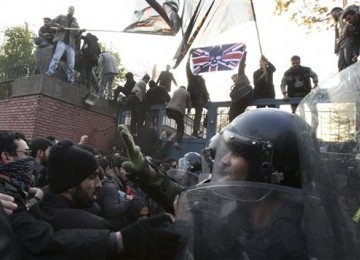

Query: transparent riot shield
174,181,307,260
166,169,211,188
295,62,360,259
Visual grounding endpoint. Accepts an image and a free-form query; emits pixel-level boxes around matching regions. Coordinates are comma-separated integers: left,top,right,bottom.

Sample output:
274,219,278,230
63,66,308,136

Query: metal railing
116,98,303,157
0,63,40,100
0,63,39,83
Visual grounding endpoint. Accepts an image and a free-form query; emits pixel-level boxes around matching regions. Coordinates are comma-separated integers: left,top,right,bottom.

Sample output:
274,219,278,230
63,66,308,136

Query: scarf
0,157,34,193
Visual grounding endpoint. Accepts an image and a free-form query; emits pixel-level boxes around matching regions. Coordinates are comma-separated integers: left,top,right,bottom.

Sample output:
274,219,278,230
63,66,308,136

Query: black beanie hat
48,140,99,193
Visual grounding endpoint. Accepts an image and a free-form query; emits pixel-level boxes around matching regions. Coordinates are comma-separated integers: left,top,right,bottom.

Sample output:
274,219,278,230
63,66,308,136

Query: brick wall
0,95,38,137
0,94,116,153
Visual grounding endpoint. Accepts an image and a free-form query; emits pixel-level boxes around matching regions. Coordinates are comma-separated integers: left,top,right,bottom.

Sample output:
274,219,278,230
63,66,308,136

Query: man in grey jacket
165,86,192,148
98,50,119,98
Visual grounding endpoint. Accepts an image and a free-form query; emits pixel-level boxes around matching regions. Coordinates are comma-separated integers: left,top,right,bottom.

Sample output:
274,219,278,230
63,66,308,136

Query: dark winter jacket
186,61,209,105
81,33,101,66
97,177,131,229
280,66,318,97
145,86,170,106
0,177,114,259
253,62,276,99
30,192,113,230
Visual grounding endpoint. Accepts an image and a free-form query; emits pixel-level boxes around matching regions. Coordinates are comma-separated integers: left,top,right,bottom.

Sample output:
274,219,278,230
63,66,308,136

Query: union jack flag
190,43,246,75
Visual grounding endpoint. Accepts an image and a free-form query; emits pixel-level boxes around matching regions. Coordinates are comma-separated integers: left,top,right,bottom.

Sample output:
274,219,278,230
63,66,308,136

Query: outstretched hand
118,125,155,179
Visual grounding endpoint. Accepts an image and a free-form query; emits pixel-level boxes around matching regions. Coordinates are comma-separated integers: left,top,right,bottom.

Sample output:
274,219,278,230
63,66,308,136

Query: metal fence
0,63,40,99
0,63,39,83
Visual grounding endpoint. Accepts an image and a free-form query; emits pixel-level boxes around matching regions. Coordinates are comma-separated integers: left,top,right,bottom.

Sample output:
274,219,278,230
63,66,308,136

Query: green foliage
273,0,352,31
0,23,36,70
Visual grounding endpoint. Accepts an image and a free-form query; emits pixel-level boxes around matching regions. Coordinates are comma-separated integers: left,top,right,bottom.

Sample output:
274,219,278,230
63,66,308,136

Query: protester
186,55,210,138
45,6,85,85
253,54,276,107
280,55,318,113
29,138,53,187
96,158,132,229
113,72,136,102
79,33,101,90
330,6,357,71
159,157,178,172
135,120,162,157
35,17,56,48
146,79,170,106
129,74,150,135
165,85,192,149
98,50,119,98
228,51,253,122
30,139,180,259
341,6,360,64
123,197,150,226
112,156,139,197
156,64,178,92
0,131,119,258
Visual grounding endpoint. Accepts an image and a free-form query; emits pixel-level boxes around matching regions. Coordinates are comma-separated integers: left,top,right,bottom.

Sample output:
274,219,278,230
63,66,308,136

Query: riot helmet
201,133,219,174
212,108,302,188
178,152,202,174
166,152,202,188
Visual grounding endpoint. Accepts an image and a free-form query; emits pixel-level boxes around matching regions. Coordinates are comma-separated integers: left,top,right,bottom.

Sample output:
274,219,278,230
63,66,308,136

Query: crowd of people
33,5,324,149
2,99,357,258
35,6,117,96
0,132,187,259
4,4,360,258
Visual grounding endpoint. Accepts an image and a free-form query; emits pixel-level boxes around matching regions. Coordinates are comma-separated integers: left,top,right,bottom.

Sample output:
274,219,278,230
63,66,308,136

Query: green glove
118,124,153,180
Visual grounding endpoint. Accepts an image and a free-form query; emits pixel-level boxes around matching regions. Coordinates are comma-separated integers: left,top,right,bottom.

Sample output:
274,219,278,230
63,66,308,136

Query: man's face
44,19,51,27
13,139,31,160
331,11,341,22
68,6,75,17
115,166,127,181
291,59,300,70
72,171,102,207
221,151,249,181
139,206,150,220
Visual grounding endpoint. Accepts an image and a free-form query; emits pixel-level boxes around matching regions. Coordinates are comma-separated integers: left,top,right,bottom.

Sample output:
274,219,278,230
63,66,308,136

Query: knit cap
48,140,98,193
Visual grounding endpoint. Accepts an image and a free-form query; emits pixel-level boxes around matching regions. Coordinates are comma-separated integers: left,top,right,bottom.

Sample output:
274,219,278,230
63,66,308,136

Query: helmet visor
211,129,273,182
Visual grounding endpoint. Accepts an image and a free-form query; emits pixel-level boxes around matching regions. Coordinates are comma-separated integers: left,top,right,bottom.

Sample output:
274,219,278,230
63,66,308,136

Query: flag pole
50,27,124,33
250,0,263,55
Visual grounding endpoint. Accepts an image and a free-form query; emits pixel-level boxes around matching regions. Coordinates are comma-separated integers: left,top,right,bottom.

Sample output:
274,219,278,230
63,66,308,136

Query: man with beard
280,55,318,113
0,132,178,258
29,139,180,259
29,138,53,187
0,131,118,258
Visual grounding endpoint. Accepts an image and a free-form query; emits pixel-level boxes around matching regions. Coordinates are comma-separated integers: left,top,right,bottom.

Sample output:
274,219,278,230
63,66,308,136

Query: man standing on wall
46,6,84,85
156,64,178,92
